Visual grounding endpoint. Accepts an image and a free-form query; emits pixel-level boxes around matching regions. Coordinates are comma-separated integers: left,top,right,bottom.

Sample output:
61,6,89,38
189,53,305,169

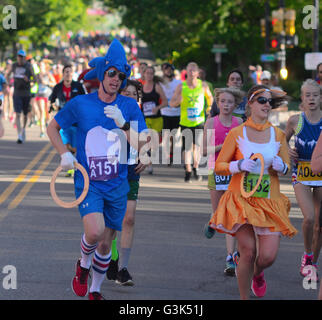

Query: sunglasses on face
256,96,274,107
107,69,126,81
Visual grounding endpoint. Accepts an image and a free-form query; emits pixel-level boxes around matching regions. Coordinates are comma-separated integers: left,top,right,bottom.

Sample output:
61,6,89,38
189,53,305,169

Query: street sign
211,44,228,53
211,48,228,53
260,54,276,62
304,52,322,70
276,51,286,61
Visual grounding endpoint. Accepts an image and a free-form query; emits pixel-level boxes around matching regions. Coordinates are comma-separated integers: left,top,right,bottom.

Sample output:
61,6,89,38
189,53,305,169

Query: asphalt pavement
0,117,320,301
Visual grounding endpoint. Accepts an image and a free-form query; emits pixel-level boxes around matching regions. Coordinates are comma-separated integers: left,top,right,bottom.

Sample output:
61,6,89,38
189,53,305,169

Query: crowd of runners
0,35,322,300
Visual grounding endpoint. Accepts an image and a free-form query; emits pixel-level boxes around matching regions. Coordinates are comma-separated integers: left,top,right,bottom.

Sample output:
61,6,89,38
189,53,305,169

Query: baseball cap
17,50,26,57
260,70,271,81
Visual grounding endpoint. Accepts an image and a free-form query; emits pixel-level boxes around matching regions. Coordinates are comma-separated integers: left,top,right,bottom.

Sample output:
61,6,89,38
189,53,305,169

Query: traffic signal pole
312,0,319,78
313,0,319,51
264,0,270,53
278,1,286,80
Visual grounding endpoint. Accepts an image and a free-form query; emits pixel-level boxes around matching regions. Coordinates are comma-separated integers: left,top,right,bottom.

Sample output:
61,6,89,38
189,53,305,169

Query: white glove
240,158,257,172
272,155,287,174
60,151,77,171
104,104,126,128
229,158,256,174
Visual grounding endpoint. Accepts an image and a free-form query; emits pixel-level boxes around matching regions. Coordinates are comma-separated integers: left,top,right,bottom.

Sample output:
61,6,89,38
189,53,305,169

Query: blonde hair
301,78,322,96
214,87,244,107
186,62,199,70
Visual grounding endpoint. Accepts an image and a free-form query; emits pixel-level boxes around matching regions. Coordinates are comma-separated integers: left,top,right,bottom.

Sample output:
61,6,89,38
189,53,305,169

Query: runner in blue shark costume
47,38,147,300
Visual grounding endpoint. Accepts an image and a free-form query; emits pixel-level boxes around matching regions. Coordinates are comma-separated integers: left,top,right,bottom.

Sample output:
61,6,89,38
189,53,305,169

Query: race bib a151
85,126,121,181
88,156,119,181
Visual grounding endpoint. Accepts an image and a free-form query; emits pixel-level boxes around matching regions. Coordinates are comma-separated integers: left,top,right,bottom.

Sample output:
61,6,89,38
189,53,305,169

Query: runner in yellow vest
170,62,213,182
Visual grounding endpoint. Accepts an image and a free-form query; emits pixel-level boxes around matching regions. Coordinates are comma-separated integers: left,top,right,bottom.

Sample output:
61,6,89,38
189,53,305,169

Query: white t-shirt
160,78,181,117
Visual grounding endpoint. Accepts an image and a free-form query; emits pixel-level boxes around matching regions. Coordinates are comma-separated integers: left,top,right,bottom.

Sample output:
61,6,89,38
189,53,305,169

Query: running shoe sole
115,279,134,286
224,267,236,277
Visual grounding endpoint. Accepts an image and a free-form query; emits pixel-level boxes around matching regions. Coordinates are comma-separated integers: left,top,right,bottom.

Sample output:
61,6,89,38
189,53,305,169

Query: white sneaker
21,129,26,142
17,134,23,144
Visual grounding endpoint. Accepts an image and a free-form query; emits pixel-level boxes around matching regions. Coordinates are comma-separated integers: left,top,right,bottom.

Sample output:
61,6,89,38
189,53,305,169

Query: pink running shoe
307,264,319,284
300,253,313,277
251,272,267,298
72,259,90,297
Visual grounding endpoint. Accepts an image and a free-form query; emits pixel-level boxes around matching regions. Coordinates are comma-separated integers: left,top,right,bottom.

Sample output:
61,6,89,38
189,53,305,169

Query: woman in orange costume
209,85,297,299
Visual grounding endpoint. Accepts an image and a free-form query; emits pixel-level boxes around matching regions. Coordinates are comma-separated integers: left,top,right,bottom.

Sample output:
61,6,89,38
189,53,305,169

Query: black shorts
180,123,204,151
13,95,31,115
162,116,180,131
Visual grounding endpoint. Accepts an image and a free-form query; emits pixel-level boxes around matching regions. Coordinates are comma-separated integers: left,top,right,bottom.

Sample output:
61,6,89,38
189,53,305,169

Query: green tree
0,0,90,57
103,0,321,82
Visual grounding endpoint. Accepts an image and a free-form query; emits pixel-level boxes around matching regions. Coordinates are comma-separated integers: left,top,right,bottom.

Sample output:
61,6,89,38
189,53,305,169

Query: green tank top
180,79,205,127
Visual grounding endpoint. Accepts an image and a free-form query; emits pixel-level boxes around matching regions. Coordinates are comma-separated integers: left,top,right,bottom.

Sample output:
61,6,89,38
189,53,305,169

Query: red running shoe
251,272,267,298
88,292,105,300
71,259,90,297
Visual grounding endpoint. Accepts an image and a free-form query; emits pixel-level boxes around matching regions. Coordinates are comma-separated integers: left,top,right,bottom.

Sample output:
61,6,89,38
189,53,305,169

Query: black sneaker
16,138,23,144
204,224,215,239
184,171,192,183
106,258,119,281
193,168,202,181
116,267,134,286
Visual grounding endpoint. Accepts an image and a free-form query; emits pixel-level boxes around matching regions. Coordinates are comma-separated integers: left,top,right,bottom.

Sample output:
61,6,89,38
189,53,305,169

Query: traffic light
271,9,284,34
271,38,279,49
285,35,298,48
284,9,296,36
260,18,266,38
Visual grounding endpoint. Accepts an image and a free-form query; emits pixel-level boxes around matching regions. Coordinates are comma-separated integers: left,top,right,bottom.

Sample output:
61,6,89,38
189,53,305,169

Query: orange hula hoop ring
240,153,265,198
50,162,89,208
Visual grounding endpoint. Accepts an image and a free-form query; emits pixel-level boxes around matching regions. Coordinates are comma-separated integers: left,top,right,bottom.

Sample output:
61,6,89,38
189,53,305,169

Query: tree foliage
0,0,91,54
103,0,321,81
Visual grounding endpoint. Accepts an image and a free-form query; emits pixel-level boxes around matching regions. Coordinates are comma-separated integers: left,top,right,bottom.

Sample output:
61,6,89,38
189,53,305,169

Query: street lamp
280,67,288,80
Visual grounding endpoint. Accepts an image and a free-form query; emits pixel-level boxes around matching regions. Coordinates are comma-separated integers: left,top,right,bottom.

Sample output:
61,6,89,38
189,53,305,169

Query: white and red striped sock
90,250,111,293
80,234,97,269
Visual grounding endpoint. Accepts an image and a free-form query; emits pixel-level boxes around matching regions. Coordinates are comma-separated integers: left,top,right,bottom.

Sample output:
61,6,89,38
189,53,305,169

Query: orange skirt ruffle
209,191,297,237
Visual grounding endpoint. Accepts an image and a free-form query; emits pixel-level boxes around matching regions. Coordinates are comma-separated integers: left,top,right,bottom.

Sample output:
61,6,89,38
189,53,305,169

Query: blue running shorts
75,179,129,231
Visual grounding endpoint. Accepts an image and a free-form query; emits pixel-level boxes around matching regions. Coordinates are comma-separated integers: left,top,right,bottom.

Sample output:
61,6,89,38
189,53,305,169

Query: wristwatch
121,122,130,131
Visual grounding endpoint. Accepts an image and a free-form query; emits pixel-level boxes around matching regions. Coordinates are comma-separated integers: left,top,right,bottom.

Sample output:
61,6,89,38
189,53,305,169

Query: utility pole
313,0,319,52
313,0,319,78
279,0,287,80
264,0,270,53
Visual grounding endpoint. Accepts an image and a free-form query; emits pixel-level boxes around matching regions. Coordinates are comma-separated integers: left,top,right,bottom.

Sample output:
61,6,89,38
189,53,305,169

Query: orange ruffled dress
209,118,297,237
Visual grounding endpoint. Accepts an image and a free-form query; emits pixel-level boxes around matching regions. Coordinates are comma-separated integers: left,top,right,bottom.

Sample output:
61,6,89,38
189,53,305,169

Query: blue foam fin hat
84,38,131,89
